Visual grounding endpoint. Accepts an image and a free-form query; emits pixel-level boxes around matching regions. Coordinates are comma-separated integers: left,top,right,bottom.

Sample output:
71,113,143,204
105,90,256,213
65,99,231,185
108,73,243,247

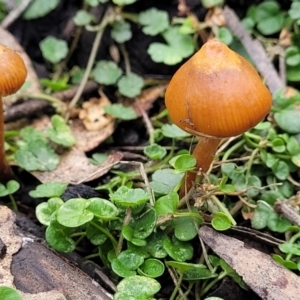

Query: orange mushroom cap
165,39,272,138
0,44,27,96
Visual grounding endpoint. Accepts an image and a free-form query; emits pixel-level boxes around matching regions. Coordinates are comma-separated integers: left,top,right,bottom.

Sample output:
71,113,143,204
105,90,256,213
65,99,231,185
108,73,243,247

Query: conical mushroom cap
0,44,27,96
165,39,272,138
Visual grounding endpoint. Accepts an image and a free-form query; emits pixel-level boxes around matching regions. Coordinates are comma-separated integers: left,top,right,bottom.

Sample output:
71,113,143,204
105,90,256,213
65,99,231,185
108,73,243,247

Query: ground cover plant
1,0,300,299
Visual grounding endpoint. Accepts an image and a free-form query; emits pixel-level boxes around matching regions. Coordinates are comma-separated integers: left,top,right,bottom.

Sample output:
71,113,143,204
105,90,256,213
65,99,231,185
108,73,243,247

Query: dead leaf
132,85,167,116
79,95,114,131
32,148,123,184
199,226,300,300
71,118,115,152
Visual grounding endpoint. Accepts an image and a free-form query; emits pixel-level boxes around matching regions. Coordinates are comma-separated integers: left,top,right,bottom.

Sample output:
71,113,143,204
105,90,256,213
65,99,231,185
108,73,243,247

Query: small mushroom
0,44,27,183
165,39,272,192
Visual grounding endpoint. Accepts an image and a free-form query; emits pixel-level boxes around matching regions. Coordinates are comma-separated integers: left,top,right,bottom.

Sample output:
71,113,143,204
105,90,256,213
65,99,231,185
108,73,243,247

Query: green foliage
23,0,60,19
111,21,132,43
148,26,195,65
138,8,169,36
73,10,95,26
0,286,23,300
40,36,69,64
114,275,161,300
46,115,76,147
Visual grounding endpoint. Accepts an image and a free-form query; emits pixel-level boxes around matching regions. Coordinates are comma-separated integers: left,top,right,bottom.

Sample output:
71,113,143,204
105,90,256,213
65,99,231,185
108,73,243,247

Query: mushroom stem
181,137,222,194
0,97,15,183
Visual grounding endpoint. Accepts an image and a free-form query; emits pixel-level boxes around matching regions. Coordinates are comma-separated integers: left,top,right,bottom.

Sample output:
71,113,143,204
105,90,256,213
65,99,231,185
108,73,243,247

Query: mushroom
165,39,272,192
0,44,27,183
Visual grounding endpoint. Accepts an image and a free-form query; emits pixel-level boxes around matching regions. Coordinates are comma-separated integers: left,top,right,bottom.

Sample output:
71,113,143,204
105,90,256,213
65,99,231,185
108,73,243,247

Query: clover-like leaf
114,275,161,300
40,36,68,64
130,204,157,239
56,198,94,227
163,236,193,261
47,115,76,147
36,197,64,226
144,143,166,160
111,20,132,43
93,60,123,85
15,139,60,171
104,103,137,120
150,168,184,194
138,258,165,278
117,73,144,98
87,197,119,220
148,26,194,65
138,8,169,36
46,219,76,252
29,182,68,198
110,186,150,208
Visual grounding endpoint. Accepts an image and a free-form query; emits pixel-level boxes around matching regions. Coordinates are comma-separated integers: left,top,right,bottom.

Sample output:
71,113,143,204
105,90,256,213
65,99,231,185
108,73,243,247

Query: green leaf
86,0,109,6
154,191,179,216
138,8,169,36
271,160,290,181
267,213,291,233
6,180,20,194
287,136,300,155
251,200,273,229
274,106,300,134
169,154,196,173
254,1,284,35
279,242,300,256
110,186,150,207
29,182,68,198
183,266,218,280
163,236,193,261
246,175,261,198
144,143,166,160
36,197,64,226
46,115,76,147
173,214,201,241
112,250,144,277
104,103,137,120
289,2,300,21
40,36,68,64
138,258,165,278
23,0,60,19
201,0,224,8
221,163,236,177
216,27,233,45
111,21,132,43
148,26,194,65
40,78,70,91
130,204,157,239
285,46,300,67
114,275,161,300
161,123,190,138
93,60,123,85
117,73,144,98
73,10,94,26
0,286,23,300
87,197,119,220
46,219,76,252
147,230,168,258
273,254,298,270
220,259,247,290
112,0,137,5
15,139,60,171
212,212,232,231
57,198,94,227
150,168,184,194
86,223,108,245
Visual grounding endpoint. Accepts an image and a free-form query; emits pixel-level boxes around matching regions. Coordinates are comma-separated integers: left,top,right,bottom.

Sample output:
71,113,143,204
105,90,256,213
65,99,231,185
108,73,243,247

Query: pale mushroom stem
181,137,222,194
0,97,15,183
